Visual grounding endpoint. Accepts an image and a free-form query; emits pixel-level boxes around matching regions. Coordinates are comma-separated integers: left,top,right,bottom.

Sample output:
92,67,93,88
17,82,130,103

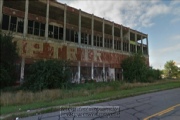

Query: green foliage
121,53,148,82
163,60,179,78
23,60,71,91
146,68,162,82
121,53,162,82
0,32,19,88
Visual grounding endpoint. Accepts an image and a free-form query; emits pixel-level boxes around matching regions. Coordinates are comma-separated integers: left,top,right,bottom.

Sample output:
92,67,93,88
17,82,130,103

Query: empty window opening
2,14,9,30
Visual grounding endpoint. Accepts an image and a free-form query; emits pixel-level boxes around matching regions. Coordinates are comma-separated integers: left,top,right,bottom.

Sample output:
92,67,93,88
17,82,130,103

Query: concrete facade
1,0,149,83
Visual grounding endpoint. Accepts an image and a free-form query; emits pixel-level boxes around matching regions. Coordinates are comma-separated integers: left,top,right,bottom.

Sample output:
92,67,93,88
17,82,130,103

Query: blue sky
57,0,180,69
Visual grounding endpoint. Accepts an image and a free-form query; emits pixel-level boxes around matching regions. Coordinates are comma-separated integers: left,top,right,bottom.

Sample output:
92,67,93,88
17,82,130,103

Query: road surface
20,88,180,120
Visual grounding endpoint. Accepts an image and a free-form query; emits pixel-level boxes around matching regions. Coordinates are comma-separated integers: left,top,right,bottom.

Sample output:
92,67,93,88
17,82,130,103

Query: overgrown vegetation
163,60,180,79
121,53,162,82
1,80,180,116
0,31,19,88
23,60,71,91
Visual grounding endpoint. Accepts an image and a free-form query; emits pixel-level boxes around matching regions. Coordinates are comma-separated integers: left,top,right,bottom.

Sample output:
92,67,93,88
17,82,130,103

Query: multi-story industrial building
0,0,149,83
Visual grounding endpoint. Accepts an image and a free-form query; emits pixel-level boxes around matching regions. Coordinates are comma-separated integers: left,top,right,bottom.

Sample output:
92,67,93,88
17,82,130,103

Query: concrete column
23,0,29,38
102,18,105,47
20,0,29,84
146,35,149,55
0,0,3,29
78,9,81,44
91,62,94,79
91,14,94,46
78,61,81,83
128,29,130,52
135,32,137,53
103,63,105,82
120,25,123,51
45,0,49,40
141,36,143,54
112,22,114,49
63,4,67,41
20,58,25,85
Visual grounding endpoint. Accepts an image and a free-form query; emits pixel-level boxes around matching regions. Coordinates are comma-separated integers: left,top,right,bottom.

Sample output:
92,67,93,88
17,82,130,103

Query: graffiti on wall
17,39,128,64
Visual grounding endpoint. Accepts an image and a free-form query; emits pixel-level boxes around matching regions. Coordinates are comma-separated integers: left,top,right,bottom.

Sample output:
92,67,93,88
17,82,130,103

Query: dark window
81,32,84,44
71,30,74,42
40,23,45,37
66,29,70,41
2,14,9,30
17,18,24,33
10,16,17,32
49,25,53,38
34,22,40,36
75,31,78,43
100,37,102,47
84,33,87,44
94,36,96,46
97,36,99,46
59,27,63,40
28,20,34,34
54,26,58,39
88,35,91,45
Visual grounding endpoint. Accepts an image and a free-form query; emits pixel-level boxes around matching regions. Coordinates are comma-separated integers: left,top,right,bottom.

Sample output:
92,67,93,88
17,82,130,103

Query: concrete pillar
91,62,94,79
78,61,81,83
0,0,3,29
135,32,137,53
103,63,105,82
146,35,149,55
63,4,67,41
120,25,123,51
23,0,29,38
78,9,81,44
102,18,105,47
45,0,49,40
20,58,25,85
91,14,94,46
141,36,143,54
20,0,29,84
112,22,114,49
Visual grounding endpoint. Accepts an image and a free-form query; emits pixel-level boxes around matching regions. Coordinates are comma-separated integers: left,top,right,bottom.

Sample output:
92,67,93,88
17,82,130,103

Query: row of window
2,14,146,53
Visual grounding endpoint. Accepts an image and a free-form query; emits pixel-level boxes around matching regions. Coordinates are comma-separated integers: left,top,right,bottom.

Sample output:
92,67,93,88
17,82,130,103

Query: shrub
0,32,19,88
121,53,148,82
121,53,162,83
23,60,71,91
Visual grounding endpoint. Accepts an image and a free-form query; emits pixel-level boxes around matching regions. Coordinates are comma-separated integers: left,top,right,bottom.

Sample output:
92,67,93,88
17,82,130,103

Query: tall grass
0,80,179,107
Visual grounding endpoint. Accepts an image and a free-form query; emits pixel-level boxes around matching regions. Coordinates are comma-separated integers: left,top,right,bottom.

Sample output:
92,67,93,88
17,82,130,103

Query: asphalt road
20,88,180,120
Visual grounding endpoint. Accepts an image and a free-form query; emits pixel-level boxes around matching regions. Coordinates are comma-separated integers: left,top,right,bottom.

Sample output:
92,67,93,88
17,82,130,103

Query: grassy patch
1,80,180,117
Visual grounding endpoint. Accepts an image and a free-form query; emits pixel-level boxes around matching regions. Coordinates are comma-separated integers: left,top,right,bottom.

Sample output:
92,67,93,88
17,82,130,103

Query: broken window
75,31,78,43
48,25,53,38
54,26,59,39
88,35,91,45
17,18,24,33
10,16,17,32
40,23,45,37
28,20,34,34
59,27,63,40
2,14,9,30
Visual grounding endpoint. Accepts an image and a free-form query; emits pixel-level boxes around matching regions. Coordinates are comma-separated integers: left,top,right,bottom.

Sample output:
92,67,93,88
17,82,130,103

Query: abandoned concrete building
0,0,149,83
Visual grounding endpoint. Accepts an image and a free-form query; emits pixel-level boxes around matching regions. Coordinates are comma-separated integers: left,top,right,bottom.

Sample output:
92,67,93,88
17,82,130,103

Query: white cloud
58,0,172,29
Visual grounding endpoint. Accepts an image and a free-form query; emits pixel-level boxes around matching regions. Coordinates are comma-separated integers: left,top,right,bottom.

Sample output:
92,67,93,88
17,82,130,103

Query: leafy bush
0,32,19,88
121,53,148,82
23,60,71,91
121,53,162,83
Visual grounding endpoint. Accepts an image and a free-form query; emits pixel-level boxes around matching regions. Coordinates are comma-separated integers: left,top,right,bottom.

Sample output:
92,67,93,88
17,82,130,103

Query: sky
57,0,180,69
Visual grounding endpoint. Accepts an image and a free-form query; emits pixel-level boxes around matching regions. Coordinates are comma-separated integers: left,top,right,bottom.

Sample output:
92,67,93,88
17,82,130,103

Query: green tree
23,60,71,91
121,53,148,82
164,60,179,78
0,32,19,88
